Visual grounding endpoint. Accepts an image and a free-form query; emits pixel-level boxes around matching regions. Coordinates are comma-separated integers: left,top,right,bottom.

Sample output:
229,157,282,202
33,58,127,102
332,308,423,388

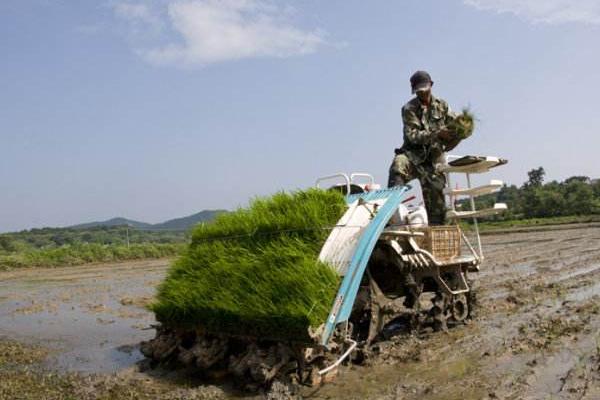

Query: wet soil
1,225,600,399
0,259,165,373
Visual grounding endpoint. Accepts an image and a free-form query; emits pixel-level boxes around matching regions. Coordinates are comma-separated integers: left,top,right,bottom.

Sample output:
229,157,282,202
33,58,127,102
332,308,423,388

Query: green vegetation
0,225,188,250
0,225,190,270
151,189,347,340
0,243,184,270
449,108,475,139
460,167,600,224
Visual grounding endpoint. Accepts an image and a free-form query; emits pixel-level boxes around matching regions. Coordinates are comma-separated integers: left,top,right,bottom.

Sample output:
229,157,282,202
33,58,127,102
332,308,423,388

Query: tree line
465,167,600,220
0,225,189,253
0,225,190,270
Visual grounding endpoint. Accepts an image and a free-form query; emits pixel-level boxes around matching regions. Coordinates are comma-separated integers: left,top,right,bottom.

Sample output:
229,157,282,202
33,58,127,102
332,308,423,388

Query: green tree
564,176,591,184
592,179,600,198
537,187,566,217
525,167,545,188
0,236,15,252
563,180,594,215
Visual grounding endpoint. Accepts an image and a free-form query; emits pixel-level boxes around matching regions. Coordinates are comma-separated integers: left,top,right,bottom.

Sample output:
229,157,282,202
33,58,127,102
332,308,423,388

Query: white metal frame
444,156,483,259
441,155,507,261
315,172,376,194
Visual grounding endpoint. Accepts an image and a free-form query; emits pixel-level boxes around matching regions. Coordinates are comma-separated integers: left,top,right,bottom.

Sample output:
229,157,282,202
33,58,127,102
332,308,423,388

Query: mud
0,259,167,373
1,225,600,399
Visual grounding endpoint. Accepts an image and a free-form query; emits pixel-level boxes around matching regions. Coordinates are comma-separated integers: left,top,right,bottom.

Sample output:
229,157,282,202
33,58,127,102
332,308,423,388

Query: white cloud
464,0,600,25
113,0,327,67
113,2,162,26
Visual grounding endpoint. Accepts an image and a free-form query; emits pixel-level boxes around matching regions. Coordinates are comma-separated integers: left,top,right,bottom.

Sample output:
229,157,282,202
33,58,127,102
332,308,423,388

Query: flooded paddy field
1,225,600,399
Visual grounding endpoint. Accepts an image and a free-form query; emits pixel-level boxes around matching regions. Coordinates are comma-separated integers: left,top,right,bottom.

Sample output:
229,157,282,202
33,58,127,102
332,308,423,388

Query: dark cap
410,70,433,94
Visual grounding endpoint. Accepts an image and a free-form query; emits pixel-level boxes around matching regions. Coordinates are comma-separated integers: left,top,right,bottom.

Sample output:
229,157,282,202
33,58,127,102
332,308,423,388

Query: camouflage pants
387,154,447,225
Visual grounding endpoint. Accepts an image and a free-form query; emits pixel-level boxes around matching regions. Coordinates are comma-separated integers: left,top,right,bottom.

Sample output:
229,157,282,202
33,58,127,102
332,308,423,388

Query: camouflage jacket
399,95,456,165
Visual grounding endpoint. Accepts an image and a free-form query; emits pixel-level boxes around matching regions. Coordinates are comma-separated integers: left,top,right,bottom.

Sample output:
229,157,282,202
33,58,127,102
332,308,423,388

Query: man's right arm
402,106,434,145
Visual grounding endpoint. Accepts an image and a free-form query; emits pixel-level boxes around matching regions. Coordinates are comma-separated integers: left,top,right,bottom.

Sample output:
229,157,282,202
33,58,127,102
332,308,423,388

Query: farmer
387,70,461,225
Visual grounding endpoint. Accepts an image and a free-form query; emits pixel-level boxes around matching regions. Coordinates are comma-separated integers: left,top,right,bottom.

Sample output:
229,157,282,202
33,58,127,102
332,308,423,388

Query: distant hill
69,210,226,231
71,217,153,230
151,210,225,231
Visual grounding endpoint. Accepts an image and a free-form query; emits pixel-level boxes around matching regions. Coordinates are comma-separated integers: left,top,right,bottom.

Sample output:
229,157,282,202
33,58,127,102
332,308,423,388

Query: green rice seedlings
150,189,347,341
449,108,475,140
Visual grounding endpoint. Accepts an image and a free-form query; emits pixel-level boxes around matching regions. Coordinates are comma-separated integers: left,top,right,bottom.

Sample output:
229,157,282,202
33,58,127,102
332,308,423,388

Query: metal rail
317,339,358,376
315,173,351,194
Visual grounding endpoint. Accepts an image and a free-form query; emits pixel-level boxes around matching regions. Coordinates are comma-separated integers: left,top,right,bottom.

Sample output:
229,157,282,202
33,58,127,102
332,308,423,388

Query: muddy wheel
408,301,423,332
449,294,469,323
466,279,478,320
430,293,449,332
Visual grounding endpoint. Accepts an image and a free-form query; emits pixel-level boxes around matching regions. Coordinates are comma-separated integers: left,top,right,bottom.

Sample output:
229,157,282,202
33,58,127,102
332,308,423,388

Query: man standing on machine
388,70,464,225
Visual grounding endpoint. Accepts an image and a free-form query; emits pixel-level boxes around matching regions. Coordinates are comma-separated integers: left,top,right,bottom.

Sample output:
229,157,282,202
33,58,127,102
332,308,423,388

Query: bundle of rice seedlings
151,189,347,341
448,108,475,140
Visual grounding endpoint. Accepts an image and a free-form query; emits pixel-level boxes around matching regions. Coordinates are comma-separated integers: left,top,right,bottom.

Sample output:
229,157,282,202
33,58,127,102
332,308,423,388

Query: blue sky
1,0,600,232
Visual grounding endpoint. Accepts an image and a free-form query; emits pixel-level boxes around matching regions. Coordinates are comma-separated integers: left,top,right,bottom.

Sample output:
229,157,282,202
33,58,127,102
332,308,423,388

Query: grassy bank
151,189,346,340
0,242,185,271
